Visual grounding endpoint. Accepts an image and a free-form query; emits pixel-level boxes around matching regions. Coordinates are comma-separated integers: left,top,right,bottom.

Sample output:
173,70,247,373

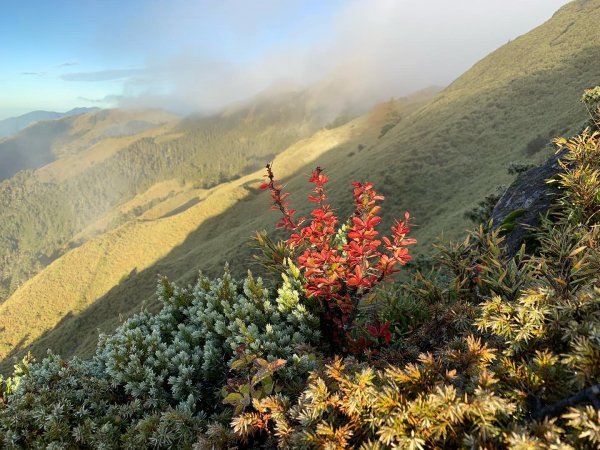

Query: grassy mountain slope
0,91,350,303
350,0,600,253
2,0,600,370
0,111,180,300
0,97,430,369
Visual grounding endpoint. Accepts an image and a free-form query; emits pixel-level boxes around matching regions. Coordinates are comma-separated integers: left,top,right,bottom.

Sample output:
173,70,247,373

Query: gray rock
491,150,566,257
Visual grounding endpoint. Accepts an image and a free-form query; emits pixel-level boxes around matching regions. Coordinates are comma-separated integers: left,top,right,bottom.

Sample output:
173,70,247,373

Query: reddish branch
260,164,298,229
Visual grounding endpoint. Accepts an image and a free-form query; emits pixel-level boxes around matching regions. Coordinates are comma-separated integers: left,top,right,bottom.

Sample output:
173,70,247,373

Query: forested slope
0,95,325,301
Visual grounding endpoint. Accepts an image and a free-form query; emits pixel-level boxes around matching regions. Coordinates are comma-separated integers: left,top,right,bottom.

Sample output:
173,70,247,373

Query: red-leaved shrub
261,165,415,352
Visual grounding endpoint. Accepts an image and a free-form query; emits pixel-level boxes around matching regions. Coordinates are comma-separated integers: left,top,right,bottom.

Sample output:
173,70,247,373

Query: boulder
491,150,566,257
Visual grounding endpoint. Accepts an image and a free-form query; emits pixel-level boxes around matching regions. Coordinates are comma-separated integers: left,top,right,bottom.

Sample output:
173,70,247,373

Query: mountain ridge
0,107,100,139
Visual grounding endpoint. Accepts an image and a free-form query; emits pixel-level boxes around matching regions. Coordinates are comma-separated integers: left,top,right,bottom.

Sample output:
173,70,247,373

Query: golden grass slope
0,110,380,369
71,180,209,242
337,0,600,253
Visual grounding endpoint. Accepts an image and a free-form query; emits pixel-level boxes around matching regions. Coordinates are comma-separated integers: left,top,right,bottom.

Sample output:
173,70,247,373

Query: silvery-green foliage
96,266,319,409
0,354,122,449
0,267,319,448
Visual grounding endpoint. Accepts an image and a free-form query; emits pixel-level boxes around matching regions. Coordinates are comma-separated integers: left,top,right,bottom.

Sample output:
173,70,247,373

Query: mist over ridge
107,0,570,116
1,0,569,119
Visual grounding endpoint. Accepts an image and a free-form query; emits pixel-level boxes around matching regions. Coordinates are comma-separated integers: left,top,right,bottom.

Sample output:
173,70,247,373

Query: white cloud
94,0,570,114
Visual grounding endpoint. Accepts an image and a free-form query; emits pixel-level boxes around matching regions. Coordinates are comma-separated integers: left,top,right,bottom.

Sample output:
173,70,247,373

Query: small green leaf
262,376,274,395
253,358,269,369
230,358,248,371
223,392,243,405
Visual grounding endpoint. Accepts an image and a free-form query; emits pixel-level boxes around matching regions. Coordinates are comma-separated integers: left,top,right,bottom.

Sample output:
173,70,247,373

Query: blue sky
0,0,569,120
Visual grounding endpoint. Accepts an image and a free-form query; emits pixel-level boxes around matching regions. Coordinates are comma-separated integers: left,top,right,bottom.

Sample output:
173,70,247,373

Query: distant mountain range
0,108,174,182
0,107,100,139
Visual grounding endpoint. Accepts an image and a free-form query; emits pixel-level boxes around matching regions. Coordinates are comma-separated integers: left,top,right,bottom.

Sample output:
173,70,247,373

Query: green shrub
507,162,535,174
378,122,396,138
464,189,504,225
225,130,600,449
582,85,600,126
0,268,318,448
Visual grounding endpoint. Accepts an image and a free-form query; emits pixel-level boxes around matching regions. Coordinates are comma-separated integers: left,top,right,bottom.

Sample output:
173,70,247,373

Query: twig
534,383,600,420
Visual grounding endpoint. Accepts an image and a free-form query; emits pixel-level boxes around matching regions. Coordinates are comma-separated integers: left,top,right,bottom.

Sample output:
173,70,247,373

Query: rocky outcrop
491,150,566,257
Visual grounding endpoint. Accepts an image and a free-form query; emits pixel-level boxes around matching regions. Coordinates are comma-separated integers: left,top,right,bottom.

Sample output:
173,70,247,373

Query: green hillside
0,110,179,300
2,84,600,450
353,0,600,250
1,0,600,372
0,95,431,369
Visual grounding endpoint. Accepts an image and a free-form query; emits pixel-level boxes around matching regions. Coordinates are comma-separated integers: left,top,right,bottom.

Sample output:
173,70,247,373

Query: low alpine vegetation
0,270,319,448
0,90,599,449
